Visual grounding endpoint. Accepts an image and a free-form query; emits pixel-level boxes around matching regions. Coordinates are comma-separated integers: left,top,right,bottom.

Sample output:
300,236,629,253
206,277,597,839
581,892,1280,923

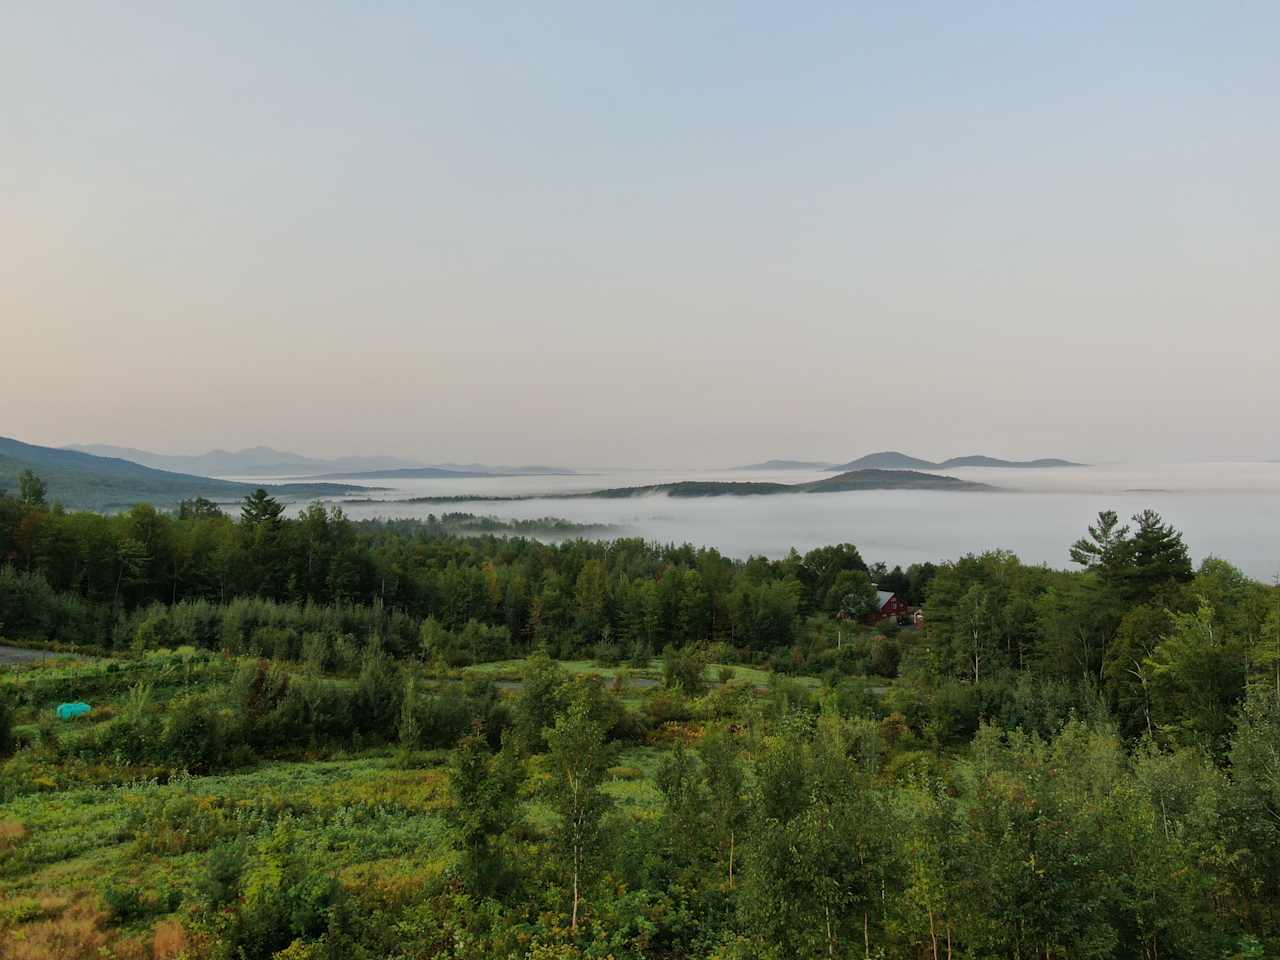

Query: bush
417,691,473,748
200,837,249,908
698,678,755,720
927,681,982,745
869,635,901,677
627,639,653,668
101,881,180,925
132,606,173,652
161,695,228,772
252,626,297,661
833,679,883,719
301,632,332,672
355,643,401,735
593,641,624,666
644,688,692,724
0,695,14,757
214,823,343,960
662,645,708,696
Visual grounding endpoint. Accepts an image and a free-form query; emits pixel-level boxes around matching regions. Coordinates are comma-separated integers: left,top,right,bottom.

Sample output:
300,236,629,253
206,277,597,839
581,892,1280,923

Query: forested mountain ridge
827,450,1086,470
66,443,579,479
738,451,1085,471
64,443,424,477
0,437,365,510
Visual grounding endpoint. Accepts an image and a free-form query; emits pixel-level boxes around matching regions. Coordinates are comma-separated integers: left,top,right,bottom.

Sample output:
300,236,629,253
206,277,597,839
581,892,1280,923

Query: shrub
80,683,161,764
627,639,653,668
457,620,512,664
161,695,228,772
869,635,901,678
644,689,692,724
253,626,297,661
132,606,172,652
200,837,249,908
699,679,754,720
355,643,401,735
213,824,343,960
832,679,883,720
662,645,708,696
101,881,180,925
301,632,332,672
417,690,472,748
0,694,14,756
927,681,982,745
593,641,623,666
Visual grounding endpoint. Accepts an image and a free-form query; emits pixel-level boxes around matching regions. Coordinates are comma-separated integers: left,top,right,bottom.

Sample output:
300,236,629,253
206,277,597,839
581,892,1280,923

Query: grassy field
462,657,821,689
0,649,712,954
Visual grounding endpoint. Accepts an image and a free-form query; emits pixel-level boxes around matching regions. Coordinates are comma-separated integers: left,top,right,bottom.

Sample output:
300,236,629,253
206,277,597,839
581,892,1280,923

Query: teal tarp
57,702,91,720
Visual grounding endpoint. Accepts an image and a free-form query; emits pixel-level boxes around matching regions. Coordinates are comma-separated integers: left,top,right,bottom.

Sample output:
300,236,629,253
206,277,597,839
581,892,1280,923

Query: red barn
867,590,909,624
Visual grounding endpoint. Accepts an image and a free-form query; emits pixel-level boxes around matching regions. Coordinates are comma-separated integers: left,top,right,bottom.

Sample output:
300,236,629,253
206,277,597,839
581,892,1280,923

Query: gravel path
0,645,59,666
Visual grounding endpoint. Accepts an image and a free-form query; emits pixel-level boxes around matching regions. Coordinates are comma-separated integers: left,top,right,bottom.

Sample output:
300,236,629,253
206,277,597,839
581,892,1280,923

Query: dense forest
1,474,1279,959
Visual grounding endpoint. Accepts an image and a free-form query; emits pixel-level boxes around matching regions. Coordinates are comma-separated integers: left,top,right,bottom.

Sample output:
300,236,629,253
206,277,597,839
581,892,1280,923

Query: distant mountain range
63,444,576,479
733,459,837,471
427,463,578,477
2,438,366,511
303,464,577,481
737,451,1085,471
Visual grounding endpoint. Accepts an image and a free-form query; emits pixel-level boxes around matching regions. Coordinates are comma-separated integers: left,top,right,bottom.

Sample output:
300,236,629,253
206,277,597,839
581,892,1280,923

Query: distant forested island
738,450,1085,471
394,469,995,504
362,513,614,536
585,469,993,497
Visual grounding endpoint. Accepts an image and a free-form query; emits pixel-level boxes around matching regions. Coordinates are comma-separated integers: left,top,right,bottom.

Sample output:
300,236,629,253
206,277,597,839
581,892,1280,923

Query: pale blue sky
4,3,1277,466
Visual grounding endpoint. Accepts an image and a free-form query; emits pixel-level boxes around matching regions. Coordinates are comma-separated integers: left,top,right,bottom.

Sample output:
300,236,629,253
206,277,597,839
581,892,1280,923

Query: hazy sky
4,2,1277,467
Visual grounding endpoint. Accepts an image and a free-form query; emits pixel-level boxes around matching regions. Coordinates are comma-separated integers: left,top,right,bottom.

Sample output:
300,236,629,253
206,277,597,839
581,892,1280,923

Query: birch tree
544,690,614,930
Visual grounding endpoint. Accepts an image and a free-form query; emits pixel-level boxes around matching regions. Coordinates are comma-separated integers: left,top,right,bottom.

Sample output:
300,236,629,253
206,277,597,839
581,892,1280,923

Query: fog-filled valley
259,463,1280,579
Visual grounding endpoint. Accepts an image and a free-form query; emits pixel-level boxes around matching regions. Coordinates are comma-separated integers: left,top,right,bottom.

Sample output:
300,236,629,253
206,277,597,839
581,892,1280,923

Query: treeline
4,486,1278,750
919,510,1280,755
0,486,932,659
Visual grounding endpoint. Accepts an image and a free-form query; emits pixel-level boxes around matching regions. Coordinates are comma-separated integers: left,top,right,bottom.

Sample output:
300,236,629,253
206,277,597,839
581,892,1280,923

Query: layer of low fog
276,464,1280,580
